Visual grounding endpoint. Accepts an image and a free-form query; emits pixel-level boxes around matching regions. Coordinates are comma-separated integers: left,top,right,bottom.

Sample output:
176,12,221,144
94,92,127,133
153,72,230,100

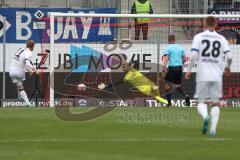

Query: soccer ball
77,83,86,91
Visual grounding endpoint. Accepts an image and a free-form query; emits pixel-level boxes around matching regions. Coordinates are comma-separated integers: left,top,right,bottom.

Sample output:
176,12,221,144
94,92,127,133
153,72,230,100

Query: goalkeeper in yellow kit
98,60,168,104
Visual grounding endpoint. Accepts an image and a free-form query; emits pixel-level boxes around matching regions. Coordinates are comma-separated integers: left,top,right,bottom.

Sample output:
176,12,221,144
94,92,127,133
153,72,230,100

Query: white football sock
197,103,208,120
19,90,31,106
210,106,220,133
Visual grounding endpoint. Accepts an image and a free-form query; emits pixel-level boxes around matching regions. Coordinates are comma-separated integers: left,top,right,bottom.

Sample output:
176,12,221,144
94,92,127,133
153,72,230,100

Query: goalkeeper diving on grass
97,59,168,104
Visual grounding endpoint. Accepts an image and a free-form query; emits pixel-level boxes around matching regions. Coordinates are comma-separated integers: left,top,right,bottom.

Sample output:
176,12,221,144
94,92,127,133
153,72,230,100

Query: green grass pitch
0,107,239,160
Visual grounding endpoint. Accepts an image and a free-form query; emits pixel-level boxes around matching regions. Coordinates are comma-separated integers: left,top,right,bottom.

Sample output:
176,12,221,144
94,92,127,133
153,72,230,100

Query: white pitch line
0,138,239,143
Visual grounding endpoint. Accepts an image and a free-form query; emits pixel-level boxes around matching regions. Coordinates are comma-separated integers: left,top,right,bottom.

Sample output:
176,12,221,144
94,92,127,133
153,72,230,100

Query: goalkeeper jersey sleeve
105,73,125,88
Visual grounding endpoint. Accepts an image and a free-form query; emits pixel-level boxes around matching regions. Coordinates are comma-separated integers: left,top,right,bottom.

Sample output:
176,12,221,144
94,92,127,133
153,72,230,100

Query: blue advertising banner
0,8,117,43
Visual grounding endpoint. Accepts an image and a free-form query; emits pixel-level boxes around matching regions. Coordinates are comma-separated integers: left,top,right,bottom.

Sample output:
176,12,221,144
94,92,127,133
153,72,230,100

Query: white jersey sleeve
187,35,200,72
222,38,233,60
191,34,201,56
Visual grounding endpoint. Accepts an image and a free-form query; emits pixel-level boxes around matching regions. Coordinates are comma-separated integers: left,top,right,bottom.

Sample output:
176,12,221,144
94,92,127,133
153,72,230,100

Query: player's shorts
124,68,157,96
9,70,25,85
137,85,152,96
165,66,183,85
195,81,222,103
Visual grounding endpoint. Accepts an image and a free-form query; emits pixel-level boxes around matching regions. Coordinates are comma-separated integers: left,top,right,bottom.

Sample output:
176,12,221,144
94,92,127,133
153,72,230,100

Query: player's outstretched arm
98,73,125,90
25,57,40,75
98,78,125,90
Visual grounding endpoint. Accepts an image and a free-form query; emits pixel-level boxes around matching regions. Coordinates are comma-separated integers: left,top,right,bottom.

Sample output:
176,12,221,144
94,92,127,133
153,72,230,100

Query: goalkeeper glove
98,83,106,90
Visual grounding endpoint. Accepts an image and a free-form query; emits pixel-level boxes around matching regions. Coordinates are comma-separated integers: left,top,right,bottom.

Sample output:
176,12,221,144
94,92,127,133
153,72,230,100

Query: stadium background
0,0,240,107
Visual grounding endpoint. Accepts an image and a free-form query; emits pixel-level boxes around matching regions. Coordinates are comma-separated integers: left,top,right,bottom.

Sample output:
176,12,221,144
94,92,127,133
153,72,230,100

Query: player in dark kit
162,34,190,107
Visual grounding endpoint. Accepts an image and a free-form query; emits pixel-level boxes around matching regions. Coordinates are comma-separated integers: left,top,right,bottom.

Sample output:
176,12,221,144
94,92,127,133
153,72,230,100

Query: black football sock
166,93,172,106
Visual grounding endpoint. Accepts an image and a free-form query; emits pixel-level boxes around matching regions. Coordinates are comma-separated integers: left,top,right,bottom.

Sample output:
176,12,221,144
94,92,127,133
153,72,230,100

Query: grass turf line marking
0,138,239,143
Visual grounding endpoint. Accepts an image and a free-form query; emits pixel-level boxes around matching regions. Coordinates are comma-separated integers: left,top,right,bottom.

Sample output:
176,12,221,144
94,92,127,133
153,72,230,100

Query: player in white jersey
185,16,232,136
9,40,39,106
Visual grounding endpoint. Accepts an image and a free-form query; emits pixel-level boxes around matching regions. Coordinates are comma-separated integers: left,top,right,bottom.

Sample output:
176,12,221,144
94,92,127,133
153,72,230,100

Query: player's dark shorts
165,66,183,85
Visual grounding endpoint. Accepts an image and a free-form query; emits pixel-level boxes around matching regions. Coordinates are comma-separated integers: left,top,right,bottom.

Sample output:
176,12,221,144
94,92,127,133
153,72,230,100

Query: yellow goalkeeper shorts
124,68,153,96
